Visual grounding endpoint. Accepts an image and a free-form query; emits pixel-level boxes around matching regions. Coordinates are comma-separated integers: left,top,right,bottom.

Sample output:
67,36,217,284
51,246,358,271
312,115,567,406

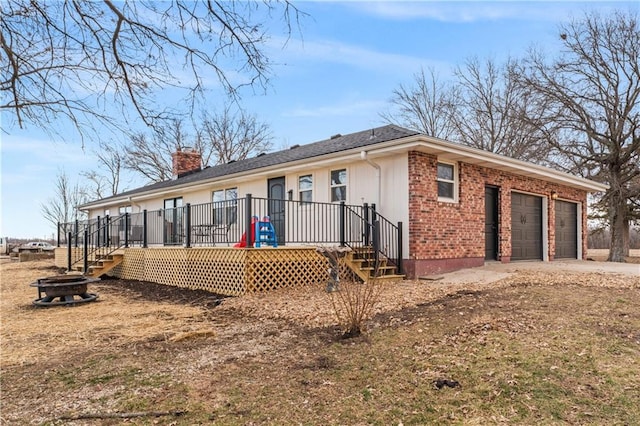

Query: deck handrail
66,213,129,273
343,203,402,274
59,197,403,273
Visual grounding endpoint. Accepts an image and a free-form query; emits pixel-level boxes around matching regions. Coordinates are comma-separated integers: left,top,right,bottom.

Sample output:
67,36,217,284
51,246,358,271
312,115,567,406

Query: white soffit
363,135,608,193
82,133,608,210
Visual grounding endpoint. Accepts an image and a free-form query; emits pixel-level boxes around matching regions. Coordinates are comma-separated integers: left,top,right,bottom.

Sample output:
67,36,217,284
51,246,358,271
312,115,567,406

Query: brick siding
406,151,587,276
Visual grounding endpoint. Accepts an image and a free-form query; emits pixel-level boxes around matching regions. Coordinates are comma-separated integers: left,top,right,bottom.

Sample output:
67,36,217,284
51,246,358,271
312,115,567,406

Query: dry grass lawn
1,255,639,425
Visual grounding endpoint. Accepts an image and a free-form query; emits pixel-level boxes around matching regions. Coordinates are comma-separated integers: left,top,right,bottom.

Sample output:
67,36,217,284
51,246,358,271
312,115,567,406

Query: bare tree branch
197,106,273,165
517,10,640,261
451,56,553,163
40,170,89,229
1,0,305,140
122,109,272,183
380,67,457,140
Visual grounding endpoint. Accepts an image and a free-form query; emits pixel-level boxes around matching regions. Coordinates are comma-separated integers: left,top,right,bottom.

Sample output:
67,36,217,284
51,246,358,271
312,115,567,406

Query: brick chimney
171,147,202,178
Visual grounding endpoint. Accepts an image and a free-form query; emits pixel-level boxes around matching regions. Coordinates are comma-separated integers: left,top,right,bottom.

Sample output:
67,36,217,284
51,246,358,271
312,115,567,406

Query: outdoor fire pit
30,275,100,307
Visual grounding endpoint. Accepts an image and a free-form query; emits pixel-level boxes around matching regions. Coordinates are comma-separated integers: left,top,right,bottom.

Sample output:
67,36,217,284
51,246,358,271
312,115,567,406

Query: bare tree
517,10,640,262
41,170,88,230
123,119,191,183
381,67,457,139
383,61,553,163
1,1,303,140
81,141,126,199
197,107,273,165
123,110,272,183
451,57,553,162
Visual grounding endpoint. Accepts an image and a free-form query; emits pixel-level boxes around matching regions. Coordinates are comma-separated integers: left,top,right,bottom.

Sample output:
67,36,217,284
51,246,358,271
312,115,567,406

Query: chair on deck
193,209,236,246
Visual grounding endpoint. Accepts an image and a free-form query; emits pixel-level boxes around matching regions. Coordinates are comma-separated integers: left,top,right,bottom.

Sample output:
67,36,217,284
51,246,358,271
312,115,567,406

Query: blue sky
1,1,635,239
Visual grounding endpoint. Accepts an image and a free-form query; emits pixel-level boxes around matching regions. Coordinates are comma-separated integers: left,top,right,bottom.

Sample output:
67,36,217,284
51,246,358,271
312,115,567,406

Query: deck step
344,250,402,283
70,254,124,278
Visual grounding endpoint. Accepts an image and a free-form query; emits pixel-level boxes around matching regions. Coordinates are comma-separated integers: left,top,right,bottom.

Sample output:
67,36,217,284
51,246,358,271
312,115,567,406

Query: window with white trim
212,188,237,225
299,175,312,203
118,205,132,215
437,162,457,201
330,169,347,202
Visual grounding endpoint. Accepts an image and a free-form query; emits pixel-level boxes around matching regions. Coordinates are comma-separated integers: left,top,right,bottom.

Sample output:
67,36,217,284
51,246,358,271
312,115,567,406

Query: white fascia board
81,134,607,210
362,135,609,193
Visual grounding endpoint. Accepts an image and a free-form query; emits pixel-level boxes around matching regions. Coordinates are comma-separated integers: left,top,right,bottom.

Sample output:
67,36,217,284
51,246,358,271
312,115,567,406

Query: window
118,205,132,215
212,188,237,225
437,162,457,201
118,206,132,230
330,169,347,202
163,198,183,245
299,175,312,203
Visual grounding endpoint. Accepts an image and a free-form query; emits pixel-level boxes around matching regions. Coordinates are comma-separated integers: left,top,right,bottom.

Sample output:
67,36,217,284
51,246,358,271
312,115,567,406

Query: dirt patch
1,259,639,425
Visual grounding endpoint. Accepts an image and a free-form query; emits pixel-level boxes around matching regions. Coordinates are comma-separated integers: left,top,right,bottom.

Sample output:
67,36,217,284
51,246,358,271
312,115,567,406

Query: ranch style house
55,125,607,296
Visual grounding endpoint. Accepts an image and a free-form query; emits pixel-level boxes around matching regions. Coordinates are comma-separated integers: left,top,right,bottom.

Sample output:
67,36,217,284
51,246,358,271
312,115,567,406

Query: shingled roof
83,124,419,206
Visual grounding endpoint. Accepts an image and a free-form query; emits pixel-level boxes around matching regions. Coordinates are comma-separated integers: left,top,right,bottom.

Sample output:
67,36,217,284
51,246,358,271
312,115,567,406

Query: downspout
128,196,142,213
360,151,381,208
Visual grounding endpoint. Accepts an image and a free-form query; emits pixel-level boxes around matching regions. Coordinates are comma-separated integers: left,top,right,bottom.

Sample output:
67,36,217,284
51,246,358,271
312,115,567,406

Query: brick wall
406,151,588,277
171,149,202,177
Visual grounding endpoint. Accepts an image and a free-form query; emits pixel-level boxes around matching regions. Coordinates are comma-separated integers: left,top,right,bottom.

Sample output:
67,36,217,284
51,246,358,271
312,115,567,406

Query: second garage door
555,200,577,259
511,192,542,260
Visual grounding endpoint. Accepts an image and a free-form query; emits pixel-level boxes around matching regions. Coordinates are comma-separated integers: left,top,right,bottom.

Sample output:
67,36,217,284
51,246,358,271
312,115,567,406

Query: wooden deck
55,247,330,296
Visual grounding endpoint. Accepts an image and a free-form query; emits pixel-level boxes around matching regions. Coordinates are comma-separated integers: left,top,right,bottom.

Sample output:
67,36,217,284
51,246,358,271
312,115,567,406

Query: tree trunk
607,192,629,262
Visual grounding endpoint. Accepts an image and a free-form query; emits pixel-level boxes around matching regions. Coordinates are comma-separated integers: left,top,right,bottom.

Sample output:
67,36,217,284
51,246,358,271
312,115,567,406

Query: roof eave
80,133,607,211
362,135,608,193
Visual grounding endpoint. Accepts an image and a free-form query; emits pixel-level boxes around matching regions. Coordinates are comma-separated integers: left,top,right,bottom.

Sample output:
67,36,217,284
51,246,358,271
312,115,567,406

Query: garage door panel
511,193,542,261
555,201,577,259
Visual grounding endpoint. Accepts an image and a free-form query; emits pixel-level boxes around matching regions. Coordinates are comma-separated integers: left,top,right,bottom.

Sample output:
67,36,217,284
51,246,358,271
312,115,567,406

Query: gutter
360,151,381,207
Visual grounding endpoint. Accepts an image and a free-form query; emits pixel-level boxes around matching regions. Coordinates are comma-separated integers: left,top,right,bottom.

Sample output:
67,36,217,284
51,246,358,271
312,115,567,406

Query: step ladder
254,216,277,247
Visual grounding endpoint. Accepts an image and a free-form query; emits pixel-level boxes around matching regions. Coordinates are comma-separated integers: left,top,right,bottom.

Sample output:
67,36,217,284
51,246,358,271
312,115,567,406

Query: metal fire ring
30,275,100,307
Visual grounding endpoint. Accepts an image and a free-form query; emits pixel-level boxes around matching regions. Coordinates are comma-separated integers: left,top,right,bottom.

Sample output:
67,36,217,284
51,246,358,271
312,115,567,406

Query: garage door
511,193,542,260
555,200,577,259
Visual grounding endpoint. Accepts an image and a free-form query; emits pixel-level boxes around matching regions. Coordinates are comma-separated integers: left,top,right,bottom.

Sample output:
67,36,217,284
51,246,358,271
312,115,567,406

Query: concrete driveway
435,259,640,285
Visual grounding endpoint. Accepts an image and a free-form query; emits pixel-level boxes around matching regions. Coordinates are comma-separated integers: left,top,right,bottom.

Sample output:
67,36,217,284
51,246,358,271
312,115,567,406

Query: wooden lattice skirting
56,247,332,296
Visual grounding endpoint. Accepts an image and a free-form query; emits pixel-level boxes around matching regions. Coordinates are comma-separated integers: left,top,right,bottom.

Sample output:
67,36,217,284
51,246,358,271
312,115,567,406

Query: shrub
318,247,383,338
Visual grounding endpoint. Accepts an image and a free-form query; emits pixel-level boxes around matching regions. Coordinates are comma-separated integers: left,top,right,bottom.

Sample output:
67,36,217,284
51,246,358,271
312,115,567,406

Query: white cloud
1,135,92,164
267,35,450,77
351,1,623,23
284,98,387,118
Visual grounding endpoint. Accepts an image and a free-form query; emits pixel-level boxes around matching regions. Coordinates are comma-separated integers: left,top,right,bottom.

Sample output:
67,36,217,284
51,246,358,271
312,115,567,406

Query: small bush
328,277,382,338
319,248,383,337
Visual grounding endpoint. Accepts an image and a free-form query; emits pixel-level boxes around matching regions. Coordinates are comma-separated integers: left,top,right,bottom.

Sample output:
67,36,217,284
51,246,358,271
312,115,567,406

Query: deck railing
65,213,130,273
58,195,403,273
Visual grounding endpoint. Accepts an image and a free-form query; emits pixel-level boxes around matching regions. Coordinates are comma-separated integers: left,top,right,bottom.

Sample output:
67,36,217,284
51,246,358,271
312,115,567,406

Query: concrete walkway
436,259,639,285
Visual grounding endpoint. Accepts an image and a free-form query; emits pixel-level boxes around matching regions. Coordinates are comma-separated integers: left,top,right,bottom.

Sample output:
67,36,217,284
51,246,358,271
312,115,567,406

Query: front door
268,177,286,245
485,186,499,260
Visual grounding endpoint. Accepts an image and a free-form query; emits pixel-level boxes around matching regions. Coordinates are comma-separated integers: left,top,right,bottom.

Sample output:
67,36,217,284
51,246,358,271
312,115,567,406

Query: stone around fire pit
30,275,100,307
